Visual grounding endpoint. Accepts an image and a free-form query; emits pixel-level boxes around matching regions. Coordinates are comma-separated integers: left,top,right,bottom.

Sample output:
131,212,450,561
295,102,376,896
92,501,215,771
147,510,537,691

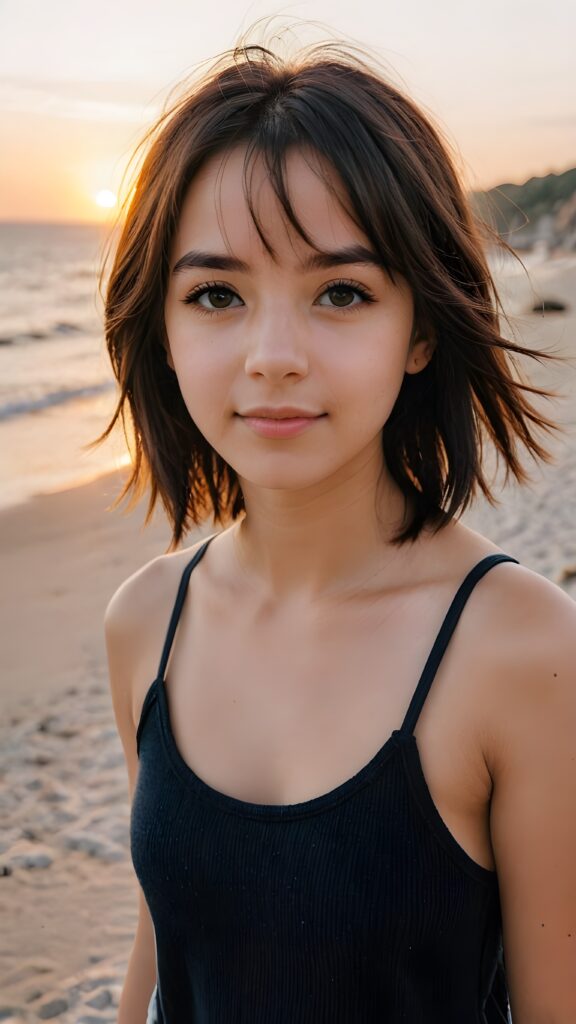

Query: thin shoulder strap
156,534,218,682
400,553,519,736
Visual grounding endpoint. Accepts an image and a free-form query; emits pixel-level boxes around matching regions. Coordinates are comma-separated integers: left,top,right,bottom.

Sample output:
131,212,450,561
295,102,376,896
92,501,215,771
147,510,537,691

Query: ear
404,335,436,375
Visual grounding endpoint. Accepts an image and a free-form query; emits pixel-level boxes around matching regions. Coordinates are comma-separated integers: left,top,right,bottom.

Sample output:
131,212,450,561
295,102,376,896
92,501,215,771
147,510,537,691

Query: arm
104,569,160,1024
118,891,158,1024
487,574,576,1022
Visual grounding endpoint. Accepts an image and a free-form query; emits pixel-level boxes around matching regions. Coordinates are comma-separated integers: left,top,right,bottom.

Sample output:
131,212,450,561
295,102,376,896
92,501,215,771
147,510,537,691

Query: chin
231,456,346,493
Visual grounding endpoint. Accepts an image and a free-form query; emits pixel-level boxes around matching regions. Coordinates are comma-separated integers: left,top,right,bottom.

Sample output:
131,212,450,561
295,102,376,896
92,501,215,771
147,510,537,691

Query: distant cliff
471,166,576,252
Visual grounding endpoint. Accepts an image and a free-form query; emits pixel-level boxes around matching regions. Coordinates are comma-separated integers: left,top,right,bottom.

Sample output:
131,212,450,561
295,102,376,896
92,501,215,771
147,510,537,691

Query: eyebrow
171,244,385,276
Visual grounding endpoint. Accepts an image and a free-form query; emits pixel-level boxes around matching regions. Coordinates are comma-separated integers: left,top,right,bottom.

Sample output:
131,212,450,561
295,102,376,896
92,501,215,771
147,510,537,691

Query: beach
1,253,575,1022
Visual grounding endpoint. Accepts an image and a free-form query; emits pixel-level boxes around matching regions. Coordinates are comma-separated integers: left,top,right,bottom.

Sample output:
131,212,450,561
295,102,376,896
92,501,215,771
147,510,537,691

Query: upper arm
104,560,162,797
103,538,209,942
486,573,576,1021
104,558,165,944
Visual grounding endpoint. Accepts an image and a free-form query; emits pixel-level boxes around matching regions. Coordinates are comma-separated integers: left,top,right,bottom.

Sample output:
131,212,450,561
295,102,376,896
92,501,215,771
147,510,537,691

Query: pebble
76,1018,114,1024
61,831,125,863
8,850,53,870
85,989,112,1009
37,998,69,1019
0,680,132,1022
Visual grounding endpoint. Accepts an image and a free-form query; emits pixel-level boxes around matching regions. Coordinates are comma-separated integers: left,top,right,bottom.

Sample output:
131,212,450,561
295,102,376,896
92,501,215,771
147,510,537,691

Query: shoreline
2,250,576,520
1,468,193,716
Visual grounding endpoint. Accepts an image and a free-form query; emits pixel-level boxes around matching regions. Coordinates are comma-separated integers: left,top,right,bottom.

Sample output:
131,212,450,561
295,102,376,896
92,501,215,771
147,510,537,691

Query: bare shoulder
104,533,213,633
103,534,214,725
469,558,576,671
469,562,576,1015
465,559,576,757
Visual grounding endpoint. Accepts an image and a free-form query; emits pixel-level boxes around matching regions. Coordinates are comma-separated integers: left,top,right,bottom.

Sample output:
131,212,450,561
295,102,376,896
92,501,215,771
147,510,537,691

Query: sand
0,255,575,1022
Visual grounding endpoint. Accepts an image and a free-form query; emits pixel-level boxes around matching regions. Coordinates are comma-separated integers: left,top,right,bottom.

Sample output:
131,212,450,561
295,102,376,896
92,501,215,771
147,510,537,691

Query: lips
238,414,325,438
238,407,324,419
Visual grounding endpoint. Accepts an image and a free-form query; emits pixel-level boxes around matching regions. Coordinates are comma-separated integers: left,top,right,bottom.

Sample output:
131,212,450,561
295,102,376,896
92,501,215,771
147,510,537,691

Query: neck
231,445,420,606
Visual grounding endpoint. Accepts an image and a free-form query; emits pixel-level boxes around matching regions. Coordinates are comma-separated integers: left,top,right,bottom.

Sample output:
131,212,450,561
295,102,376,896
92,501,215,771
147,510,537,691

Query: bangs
93,41,562,551
213,105,403,287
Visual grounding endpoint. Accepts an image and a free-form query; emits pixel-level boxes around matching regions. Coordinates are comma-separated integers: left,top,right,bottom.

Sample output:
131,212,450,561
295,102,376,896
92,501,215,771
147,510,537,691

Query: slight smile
237,413,327,439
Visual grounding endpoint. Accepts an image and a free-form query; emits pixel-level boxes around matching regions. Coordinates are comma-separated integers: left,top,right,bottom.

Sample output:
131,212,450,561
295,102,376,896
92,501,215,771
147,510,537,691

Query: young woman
97,36,576,1024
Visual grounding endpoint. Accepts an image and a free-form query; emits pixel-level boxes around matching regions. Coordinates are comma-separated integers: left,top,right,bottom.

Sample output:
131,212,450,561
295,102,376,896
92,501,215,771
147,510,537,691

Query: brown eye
201,287,235,308
327,286,356,307
317,281,375,311
183,284,243,310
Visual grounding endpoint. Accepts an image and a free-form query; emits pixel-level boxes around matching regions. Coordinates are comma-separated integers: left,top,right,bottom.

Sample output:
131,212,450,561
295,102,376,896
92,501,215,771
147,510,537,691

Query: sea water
0,221,129,510
0,222,570,513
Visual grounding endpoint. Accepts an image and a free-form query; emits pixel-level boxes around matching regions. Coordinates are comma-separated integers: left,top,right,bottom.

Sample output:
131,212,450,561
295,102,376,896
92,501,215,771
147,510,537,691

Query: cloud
523,112,576,127
0,78,160,122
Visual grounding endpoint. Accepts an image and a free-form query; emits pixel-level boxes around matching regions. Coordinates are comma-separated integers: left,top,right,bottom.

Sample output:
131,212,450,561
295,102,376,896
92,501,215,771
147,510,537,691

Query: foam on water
0,222,127,509
1,223,573,512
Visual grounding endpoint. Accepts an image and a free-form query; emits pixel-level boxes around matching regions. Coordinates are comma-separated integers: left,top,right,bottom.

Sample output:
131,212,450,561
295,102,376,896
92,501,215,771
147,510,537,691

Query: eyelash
181,278,376,318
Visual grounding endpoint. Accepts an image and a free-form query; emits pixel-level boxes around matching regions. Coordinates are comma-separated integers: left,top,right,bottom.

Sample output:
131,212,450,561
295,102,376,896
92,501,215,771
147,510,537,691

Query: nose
243,309,309,380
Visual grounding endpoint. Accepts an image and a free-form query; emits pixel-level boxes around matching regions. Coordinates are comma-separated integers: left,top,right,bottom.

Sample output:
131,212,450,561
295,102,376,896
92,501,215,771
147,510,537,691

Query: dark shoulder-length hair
90,36,563,552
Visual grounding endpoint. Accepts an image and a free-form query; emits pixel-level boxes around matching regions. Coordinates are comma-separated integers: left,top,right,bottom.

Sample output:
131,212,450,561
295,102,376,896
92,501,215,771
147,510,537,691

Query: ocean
0,221,568,514
0,221,129,510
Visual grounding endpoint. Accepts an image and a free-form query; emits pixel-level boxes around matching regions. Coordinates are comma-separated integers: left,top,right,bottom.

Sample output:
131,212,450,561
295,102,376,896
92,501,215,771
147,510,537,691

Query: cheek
363,313,413,391
168,340,235,436
325,332,409,418
177,359,225,411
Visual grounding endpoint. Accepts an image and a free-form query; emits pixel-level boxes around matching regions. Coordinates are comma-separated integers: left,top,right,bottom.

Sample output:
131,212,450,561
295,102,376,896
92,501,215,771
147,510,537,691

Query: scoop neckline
153,674,404,820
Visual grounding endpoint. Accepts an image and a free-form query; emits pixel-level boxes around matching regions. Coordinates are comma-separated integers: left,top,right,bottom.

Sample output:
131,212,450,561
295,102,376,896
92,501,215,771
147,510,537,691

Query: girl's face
164,145,434,495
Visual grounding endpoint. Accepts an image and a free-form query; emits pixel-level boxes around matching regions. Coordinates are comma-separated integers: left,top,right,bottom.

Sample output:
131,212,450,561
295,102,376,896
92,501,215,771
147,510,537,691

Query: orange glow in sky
1,0,574,223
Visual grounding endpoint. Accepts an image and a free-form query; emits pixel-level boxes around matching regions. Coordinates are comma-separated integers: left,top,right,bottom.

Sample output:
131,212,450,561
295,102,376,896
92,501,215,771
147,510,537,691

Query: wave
0,331,48,346
54,321,83,334
0,321,86,346
0,380,115,421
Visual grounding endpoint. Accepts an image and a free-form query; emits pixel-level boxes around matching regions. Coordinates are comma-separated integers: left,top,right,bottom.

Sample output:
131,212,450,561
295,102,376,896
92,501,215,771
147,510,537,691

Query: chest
140,584,494,871
131,720,500,1019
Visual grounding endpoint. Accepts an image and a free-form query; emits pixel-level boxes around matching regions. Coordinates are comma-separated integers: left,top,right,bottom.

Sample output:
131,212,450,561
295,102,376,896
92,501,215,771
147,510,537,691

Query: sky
0,0,574,224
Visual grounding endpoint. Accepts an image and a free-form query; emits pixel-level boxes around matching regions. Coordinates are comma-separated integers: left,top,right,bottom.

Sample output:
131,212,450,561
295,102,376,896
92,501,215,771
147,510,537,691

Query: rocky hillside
471,166,576,252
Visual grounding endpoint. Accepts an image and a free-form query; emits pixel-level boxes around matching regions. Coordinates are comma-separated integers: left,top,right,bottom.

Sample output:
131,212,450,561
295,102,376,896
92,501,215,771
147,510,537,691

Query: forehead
171,145,367,265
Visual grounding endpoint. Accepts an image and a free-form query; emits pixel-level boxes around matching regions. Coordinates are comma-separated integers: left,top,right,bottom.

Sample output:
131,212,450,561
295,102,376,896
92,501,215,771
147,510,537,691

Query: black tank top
131,536,518,1023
